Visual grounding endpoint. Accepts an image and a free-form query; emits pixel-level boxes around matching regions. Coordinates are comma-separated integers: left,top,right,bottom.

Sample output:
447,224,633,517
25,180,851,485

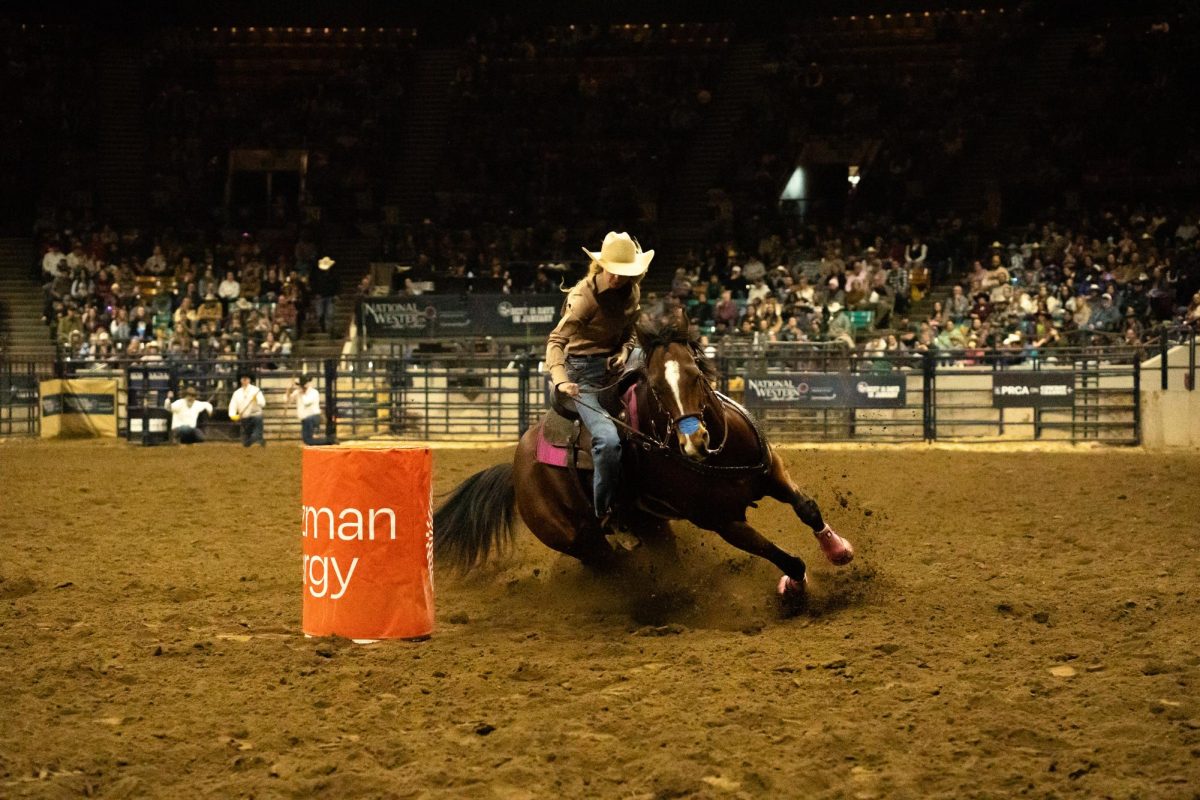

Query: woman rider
545,231,653,521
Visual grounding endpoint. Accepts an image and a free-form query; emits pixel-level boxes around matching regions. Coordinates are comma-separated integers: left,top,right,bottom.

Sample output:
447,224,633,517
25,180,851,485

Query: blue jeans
240,415,265,447
173,426,204,444
316,296,335,333
566,354,620,517
302,414,331,445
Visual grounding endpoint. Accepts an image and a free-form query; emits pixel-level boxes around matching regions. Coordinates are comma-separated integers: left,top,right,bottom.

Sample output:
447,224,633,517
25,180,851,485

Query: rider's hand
558,382,581,398
607,352,627,372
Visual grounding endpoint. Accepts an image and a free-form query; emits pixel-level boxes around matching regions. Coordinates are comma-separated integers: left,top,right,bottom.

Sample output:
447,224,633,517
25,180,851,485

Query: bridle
645,368,729,457
640,346,731,458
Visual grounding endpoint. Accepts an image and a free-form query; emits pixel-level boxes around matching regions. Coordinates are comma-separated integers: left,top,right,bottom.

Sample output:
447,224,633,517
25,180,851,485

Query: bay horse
433,325,854,598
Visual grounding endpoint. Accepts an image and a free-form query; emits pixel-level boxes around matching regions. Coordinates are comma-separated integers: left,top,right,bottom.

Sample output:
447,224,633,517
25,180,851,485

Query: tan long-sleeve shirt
545,275,640,387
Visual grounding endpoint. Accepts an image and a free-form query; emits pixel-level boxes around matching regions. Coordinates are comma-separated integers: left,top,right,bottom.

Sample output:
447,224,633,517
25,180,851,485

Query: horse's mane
635,323,719,383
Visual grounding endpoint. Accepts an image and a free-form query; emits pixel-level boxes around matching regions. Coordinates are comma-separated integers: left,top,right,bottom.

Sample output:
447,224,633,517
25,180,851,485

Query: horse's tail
433,464,517,572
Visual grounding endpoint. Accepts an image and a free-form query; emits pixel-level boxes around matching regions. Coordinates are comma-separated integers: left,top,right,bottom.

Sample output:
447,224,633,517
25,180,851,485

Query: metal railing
710,342,1143,444
5,331,1197,444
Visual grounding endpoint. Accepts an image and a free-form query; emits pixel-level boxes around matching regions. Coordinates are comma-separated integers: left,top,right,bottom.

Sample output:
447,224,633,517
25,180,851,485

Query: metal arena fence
1,331,1197,445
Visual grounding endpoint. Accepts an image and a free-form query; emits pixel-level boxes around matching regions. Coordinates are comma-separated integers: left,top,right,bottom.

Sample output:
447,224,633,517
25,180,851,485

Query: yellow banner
40,379,118,438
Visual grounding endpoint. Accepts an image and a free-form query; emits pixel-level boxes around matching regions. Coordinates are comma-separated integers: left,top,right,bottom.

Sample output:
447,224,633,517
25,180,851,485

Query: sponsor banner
992,372,1075,408
744,373,906,409
39,379,119,437
360,294,560,338
302,447,435,641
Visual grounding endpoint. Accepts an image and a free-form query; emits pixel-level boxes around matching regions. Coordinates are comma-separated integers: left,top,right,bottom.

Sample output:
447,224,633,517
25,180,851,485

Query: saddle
534,372,641,471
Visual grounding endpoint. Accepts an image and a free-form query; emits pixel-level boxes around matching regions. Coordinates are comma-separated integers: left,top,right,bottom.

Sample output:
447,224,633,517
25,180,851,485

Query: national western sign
992,373,1075,408
360,294,560,338
745,373,906,409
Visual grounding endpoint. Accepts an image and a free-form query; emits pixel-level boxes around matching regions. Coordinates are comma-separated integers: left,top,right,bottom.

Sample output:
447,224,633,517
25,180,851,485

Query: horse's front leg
764,449,854,566
713,519,809,595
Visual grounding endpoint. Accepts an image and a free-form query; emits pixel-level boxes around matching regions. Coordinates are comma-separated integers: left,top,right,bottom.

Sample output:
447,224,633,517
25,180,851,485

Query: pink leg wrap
814,524,854,566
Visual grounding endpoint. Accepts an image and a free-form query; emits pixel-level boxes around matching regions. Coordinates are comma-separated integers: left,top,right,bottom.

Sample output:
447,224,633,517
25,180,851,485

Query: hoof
777,573,807,598
815,525,854,566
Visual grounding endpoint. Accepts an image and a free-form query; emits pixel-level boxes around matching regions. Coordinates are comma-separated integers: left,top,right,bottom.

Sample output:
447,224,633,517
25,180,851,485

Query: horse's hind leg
764,448,854,566
514,462,618,569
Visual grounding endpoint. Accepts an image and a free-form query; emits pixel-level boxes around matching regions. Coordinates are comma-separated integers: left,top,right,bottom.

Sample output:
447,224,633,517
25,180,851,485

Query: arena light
848,165,862,187
781,167,807,200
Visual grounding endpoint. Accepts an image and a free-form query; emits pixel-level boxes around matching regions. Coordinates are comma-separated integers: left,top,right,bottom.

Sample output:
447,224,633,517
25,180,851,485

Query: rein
572,378,768,476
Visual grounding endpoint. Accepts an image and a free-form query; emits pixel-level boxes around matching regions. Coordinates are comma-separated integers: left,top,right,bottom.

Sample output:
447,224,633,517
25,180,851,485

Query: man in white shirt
166,386,213,444
217,270,241,314
228,372,267,447
746,276,773,304
42,244,67,279
286,374,335,445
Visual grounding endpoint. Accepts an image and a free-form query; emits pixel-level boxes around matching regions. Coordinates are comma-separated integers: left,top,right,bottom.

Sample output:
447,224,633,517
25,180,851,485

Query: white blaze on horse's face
663,355,710,460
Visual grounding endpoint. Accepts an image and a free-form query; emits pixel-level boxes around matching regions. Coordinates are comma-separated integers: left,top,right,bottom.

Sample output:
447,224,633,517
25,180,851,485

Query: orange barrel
301,447,434,641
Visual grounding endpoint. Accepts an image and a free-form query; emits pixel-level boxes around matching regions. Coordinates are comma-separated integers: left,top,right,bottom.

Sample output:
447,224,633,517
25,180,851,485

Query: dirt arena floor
1,439,1198,799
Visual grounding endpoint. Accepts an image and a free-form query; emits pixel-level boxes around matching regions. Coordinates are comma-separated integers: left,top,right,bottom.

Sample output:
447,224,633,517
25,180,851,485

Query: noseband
646,367,729,457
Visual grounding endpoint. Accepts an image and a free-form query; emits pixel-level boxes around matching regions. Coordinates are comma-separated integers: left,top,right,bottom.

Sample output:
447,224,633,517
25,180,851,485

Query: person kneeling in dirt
286,374,336,446
166,386,213,444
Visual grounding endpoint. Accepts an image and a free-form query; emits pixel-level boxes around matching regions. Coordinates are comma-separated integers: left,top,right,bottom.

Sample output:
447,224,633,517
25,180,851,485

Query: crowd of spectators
632,205,1200,364
34,212,339,369
13,12,1200,378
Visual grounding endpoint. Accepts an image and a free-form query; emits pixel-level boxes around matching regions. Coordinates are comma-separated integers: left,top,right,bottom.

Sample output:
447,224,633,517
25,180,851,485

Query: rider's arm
545,286,591,388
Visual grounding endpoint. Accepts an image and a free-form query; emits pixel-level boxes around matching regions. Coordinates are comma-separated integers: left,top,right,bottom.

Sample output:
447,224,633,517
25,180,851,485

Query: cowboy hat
581,232,653,277
318,256,335,271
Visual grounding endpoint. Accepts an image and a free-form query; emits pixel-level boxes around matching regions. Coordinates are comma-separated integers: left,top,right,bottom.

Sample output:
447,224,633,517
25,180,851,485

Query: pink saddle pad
533,384,639,470
535,425,570,468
